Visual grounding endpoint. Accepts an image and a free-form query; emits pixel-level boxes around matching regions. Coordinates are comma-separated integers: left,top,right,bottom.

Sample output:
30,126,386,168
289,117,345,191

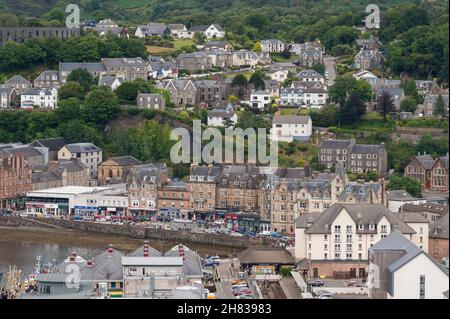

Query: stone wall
0,216,249,248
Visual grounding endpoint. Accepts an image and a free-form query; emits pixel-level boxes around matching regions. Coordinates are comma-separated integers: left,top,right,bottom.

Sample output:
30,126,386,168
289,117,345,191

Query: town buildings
404,154,449,193
0,150,32,209
58,143,102,180
97,156,142,185
157,180,190,219
33,70,60,88
187,165,221,217
428,213,449,261
156,79,197,106
20,87,58,109
318,139,388,177
3,75,32,94
295,203,426,279
354,49,385,71
0,87,16,109
137,93,166,110
59,62,107,84
0,27,80,46
250,90,271,109
261,39,285,53
207,104,237,127
101,57,148,82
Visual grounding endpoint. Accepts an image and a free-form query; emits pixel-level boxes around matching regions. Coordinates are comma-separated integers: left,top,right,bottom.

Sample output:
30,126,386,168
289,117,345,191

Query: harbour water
0,241,102,282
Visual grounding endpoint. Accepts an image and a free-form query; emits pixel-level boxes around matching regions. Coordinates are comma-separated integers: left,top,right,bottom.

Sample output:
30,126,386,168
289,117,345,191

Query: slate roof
272,115,311,125
319,139,353,149
30,137,67,151
137,23,168,36
3,146,43,157
401,203,449,216
302,203,416,234
57,159,87,172
386,190,416,201
164,245,203,277
0,87,14,95
396,212,429,224
429,213,449,240
22,87,56,95
110,156,142,166
414,154,436,170
64,143,102,153
190,165,222,178
351,143,385,154
5,75,31,85
59,62,107,72
98,75,124,87
237,246,295,265
34,70,59,82
297,69,324,79
32,171,60,183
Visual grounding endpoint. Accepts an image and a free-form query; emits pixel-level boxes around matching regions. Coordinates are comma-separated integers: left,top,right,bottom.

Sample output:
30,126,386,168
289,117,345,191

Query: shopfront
224,213,260,233
74,205,99,216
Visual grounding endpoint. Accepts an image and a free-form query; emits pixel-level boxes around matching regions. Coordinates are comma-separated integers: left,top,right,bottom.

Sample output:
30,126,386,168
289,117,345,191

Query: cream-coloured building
57,143,102,180
295,203,428,279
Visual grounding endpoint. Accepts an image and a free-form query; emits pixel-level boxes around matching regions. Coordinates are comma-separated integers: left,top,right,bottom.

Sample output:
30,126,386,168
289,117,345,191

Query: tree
434,95,446,118
56,98,82,122
339,92,365,125
323,26,359,50
387,176,422,198
0,13,20,27
377,91,394,120
312,63,325,75
400,97,418,113
249,72,265,91
193,32,206,44
231,74,249,99
67,68,95,91
253,42,262,52
401,79,422,104
115,79,153,103
80,87,120,126
414,134,449,158
58,81,85,100
329,76,372,106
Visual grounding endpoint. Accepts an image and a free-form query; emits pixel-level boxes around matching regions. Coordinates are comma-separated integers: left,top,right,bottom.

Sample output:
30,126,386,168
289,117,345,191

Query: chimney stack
178,244,185,261
107,244,114,254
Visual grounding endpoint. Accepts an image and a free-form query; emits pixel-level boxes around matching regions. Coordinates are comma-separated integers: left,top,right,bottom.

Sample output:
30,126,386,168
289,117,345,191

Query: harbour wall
0,216,249,249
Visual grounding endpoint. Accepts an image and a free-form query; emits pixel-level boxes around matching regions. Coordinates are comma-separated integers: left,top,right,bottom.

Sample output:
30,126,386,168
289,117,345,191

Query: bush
280,266,293,277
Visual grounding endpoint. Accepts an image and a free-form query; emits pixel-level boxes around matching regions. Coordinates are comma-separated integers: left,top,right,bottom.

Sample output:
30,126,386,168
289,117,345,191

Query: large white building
294,203,430,279
369,231,448,299
207,104,238,127
20,87,58,110
26,184,128,217
58,143,102,179
271,115,312,142
280,87,303,106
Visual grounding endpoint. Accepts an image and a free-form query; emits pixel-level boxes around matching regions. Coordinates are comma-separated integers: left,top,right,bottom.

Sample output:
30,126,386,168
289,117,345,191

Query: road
279,277,303,299
215,258,235,299
324,56,337,86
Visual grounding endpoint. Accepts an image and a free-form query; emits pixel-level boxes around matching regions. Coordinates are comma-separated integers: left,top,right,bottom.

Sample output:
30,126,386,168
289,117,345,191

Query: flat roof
122,256,184,266
27,184,127,196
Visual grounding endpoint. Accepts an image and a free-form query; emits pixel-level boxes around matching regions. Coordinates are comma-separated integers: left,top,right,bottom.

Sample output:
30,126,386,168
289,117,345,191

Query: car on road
315,293,333,299
257,231,272,237
309,279,325,287
235,294,254,299
19,212,29,218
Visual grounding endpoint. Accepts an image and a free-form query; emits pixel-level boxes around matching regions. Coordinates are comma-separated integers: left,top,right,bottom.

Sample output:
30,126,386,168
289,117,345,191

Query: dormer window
358,224,364,231
369,224,375,231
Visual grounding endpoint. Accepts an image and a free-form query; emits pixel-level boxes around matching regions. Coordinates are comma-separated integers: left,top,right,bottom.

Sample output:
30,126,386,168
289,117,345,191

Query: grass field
173,39,195,49
146,45,177,55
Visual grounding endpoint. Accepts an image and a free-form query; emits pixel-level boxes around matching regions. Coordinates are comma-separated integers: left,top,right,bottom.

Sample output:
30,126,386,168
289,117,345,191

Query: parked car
309,279,325,287
257,231,272,237
316,293,333,299
233,289,252,296
235,294,254,299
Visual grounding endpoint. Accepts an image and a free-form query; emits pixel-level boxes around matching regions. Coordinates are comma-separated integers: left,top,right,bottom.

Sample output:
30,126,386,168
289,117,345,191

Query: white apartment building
295,203,429,278
20,87,58,110
58,143,103,179
303,88,328,109
271,115,312,142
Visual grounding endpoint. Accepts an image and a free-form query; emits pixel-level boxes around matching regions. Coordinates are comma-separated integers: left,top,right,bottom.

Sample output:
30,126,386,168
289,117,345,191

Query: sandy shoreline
0,226,242,256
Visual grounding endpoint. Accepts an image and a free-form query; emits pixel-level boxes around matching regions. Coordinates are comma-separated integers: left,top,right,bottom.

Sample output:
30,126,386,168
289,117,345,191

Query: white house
0,87,15,109
280,87,303,106
182,24,225,39
250,90,271,109
98,76,124,91
303,87,328,109
261,39,285,53
207,104,238,127
369,231,448,299
296,69,325,84
271,115,312,142
21,87,58,110
269,70,289,83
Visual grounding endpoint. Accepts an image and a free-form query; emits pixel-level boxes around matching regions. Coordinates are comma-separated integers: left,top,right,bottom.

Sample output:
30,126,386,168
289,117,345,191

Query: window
419,275,425,299
334,225,341,233
346,225,352,233
358,224,364,231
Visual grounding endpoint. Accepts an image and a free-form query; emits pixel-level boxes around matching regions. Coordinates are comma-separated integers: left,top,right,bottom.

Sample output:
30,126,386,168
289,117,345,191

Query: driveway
323,56,337,86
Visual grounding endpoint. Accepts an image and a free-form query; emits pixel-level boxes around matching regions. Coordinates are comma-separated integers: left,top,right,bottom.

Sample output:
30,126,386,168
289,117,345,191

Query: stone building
156,79,197,106
3,75,31,94
318,138,388,177
187,165,221,217
34,70,60,88
97,156,143,185
404,154,449,193
0,150,32,209
126,163,169,217
58,143,102,180
101,57,148,81
0,27,80,46
157,180,190,219
428,213,449,261
136,93,166,110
